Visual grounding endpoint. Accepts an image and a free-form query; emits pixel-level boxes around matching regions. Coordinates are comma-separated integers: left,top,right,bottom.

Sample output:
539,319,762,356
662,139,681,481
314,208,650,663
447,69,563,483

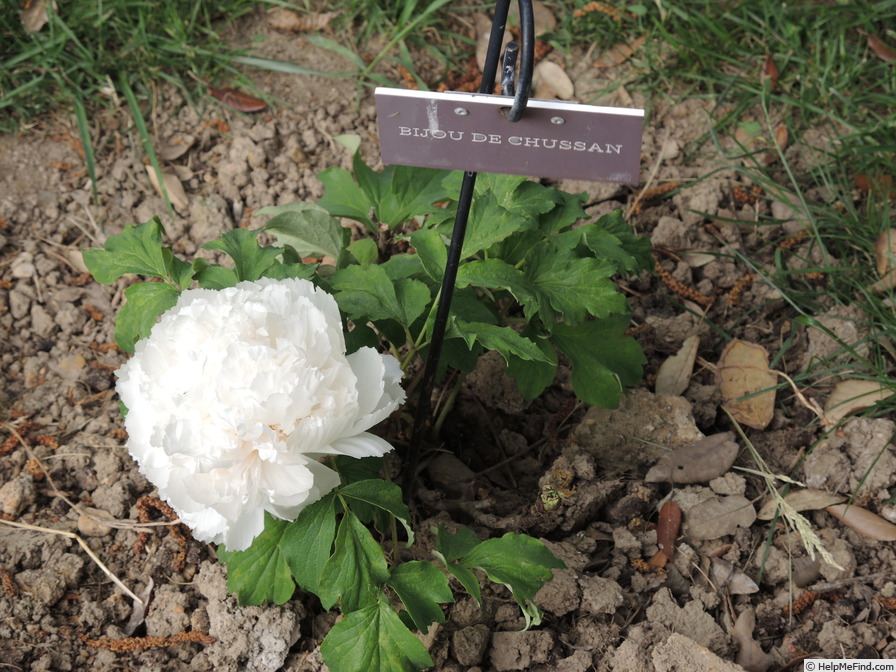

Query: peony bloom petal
116,277,405,551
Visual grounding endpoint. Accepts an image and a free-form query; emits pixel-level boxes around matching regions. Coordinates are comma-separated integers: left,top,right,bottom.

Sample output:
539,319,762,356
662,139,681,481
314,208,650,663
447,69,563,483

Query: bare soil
2,9,895,672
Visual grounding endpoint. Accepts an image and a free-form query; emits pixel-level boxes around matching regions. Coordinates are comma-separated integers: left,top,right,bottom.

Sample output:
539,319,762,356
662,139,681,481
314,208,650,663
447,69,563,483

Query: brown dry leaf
655,335,700,397
732,607,775,672
532,60,575,100
716,340,777,429
645,432,739,484
657,500,681,560
20,0,54,32
685,495,756,541
593,35,646,68
826,504,896,541
761,54,779,91
157,133,196,162
711,557,758,595
145,166,189,213
207,85,267,113
855,174,894,196
875,228,896,276
824,379,894,425
267,8,337,32
757,489,846,520
869,34,896,62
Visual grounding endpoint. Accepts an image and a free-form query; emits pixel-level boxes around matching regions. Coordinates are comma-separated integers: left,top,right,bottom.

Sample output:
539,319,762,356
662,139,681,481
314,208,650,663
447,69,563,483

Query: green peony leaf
203,228,281,282
318,166,374,230
433,525,484,603
340,479,414,544
282,495,337,596
318,510,390,612
551,315,646,408
461,533,566,628
260,202,349,261
115,282,179,353
433,524,481,563
320,595,434,672
376,165,452,228
506,332,558,400
348,237,379,267
387,561,453,634
217,514,297,606
193,261,238,289
525,245,628,325
454,319,552,364
332,265,430,326
83,218,172,284
589,210,654,273
455,258,534,305
261,261,317,281
409,227,447,281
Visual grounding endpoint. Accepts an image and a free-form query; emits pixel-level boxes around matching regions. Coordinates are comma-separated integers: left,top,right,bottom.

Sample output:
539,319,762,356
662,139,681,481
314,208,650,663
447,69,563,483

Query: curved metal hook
505,0,534,122
478,0,535,122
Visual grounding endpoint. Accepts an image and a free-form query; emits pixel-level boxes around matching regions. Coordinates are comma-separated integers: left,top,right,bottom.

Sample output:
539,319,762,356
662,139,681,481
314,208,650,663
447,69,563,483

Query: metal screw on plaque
405,0,535,496
551,116,565,125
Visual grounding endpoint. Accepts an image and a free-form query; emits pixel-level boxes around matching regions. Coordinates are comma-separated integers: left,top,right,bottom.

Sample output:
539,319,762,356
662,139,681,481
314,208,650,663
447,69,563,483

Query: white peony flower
116,277,405,551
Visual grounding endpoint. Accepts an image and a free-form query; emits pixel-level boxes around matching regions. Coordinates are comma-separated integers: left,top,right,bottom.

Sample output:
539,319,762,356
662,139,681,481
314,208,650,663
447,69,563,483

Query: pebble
77,507,115,537
11,252,35,278
0,474,37,516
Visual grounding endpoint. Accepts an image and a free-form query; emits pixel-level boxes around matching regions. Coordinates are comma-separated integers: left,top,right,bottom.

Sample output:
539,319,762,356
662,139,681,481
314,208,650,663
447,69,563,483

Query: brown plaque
376,88,644,184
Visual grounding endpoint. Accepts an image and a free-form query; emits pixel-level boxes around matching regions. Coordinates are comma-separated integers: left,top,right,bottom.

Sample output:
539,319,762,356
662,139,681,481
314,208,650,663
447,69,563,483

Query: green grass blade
71,91,98,204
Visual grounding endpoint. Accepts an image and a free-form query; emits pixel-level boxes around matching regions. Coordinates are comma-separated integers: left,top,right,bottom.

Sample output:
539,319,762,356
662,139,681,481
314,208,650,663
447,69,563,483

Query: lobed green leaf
217,514,297,606
320,595,434,672
387,561,453,634
203,228,281,282
461,533,566,628
340,479,414,544
115,282,179,354
260,201,349,261
282,495,337,596
318,510,390,612
83,218,172,284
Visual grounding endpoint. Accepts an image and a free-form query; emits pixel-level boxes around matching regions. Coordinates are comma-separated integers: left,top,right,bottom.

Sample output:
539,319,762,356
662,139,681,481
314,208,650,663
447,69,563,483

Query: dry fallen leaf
593,35,646,68
824,379,894,425
732,607,775,672
645,432,739,484
711,558,759,595
655,335,700,397
868,228,896,292
657,500,681,560
685,495,757,541
207,85,267,113
826,503,896,541
761,54,779,91
717,339,777,429
20,0,54,32
757,489,846,520
146,166,189,213
532,60,575,100
267,8,337,32
869,34,896,63
158,133,196,162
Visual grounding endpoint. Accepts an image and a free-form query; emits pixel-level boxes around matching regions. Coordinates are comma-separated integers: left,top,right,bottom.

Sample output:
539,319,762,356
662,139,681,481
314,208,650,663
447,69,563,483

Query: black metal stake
403,0,535,495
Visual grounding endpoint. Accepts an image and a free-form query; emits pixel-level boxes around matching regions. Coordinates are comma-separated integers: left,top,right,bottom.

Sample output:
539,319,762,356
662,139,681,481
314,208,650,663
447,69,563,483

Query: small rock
0,474,37,516
489,631,554,671
652,633,744,672
11,252,35,278
535,568,580,616
17,569,66,606
452,624,490,666
77,507,116,537
579,576,624,615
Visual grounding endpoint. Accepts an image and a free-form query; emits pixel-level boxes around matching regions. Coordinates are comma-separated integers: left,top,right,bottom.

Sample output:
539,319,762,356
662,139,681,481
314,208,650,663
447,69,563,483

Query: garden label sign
376,87,644,183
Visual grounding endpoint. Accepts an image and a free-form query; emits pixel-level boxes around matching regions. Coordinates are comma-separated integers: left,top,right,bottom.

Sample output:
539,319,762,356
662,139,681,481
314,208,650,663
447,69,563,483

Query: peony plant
84,140,651,671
